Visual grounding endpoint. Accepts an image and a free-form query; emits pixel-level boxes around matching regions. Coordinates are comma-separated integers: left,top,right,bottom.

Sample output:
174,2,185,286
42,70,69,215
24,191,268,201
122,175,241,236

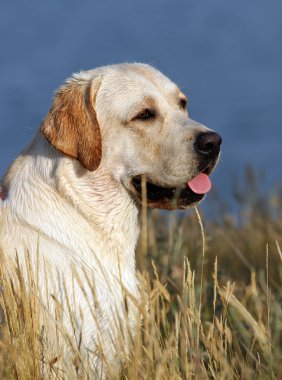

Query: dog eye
134,109,155,121
180,98,187,109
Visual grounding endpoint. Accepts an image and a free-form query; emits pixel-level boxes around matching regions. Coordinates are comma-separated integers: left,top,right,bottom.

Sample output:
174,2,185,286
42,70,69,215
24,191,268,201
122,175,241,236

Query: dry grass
0,174,281,379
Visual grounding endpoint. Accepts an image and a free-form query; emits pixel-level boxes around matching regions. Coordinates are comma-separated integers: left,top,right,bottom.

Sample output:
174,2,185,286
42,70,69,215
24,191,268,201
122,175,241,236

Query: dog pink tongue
187,173,211,194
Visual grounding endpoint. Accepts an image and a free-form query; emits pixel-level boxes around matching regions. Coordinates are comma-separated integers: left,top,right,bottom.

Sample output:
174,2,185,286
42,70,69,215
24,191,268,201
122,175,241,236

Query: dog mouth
131,166,213,210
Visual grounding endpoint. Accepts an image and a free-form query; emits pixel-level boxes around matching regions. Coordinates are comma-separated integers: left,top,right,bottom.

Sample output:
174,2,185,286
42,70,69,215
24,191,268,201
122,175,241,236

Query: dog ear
41,77,102,171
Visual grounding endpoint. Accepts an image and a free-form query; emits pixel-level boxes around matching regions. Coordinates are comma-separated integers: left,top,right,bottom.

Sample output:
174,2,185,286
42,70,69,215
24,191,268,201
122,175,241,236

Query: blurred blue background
0,0,281,205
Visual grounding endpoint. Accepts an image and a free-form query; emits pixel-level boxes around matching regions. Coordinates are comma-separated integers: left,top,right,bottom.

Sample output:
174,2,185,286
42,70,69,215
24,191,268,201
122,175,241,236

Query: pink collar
0,186,6,201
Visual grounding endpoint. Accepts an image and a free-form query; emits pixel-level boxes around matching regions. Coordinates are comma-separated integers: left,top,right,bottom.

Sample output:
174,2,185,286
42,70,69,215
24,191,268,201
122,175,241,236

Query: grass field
0,173,281,379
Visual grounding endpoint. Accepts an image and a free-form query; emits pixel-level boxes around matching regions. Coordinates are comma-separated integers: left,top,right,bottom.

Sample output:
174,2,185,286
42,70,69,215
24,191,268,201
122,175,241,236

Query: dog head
41,63,221,210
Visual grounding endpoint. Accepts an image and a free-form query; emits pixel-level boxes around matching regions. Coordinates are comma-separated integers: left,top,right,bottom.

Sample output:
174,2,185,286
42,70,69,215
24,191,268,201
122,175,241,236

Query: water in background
0,0,281,208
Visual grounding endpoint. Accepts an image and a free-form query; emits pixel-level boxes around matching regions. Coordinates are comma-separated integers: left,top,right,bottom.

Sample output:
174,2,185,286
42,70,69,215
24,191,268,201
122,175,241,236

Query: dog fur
0,63,220,375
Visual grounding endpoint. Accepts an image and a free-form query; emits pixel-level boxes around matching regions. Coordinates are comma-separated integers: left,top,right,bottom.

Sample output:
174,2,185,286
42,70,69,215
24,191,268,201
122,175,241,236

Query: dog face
41,63,221,210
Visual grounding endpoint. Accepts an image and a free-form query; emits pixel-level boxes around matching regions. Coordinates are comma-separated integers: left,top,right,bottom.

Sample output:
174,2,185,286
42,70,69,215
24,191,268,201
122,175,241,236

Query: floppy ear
41,77,102,171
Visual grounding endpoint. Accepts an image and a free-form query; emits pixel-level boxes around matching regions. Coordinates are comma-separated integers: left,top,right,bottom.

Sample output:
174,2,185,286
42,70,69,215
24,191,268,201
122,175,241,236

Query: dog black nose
194,132,222,157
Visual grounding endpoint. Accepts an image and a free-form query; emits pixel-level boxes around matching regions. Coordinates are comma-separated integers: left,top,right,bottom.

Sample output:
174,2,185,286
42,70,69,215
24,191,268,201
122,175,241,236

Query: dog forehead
96,64,180,115
118,64,177,93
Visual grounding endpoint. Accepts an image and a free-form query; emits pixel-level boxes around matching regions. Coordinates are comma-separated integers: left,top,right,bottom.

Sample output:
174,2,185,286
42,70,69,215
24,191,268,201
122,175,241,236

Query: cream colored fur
0,63,218,376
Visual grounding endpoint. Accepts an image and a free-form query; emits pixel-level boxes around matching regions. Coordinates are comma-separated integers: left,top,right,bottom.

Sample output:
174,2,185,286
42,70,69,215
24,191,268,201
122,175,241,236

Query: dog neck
55,159,141,254
2,133,140,264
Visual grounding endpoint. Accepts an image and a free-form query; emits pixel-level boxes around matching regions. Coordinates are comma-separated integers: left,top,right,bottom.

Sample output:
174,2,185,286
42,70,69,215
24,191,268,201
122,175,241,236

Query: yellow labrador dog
0,63,221,375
